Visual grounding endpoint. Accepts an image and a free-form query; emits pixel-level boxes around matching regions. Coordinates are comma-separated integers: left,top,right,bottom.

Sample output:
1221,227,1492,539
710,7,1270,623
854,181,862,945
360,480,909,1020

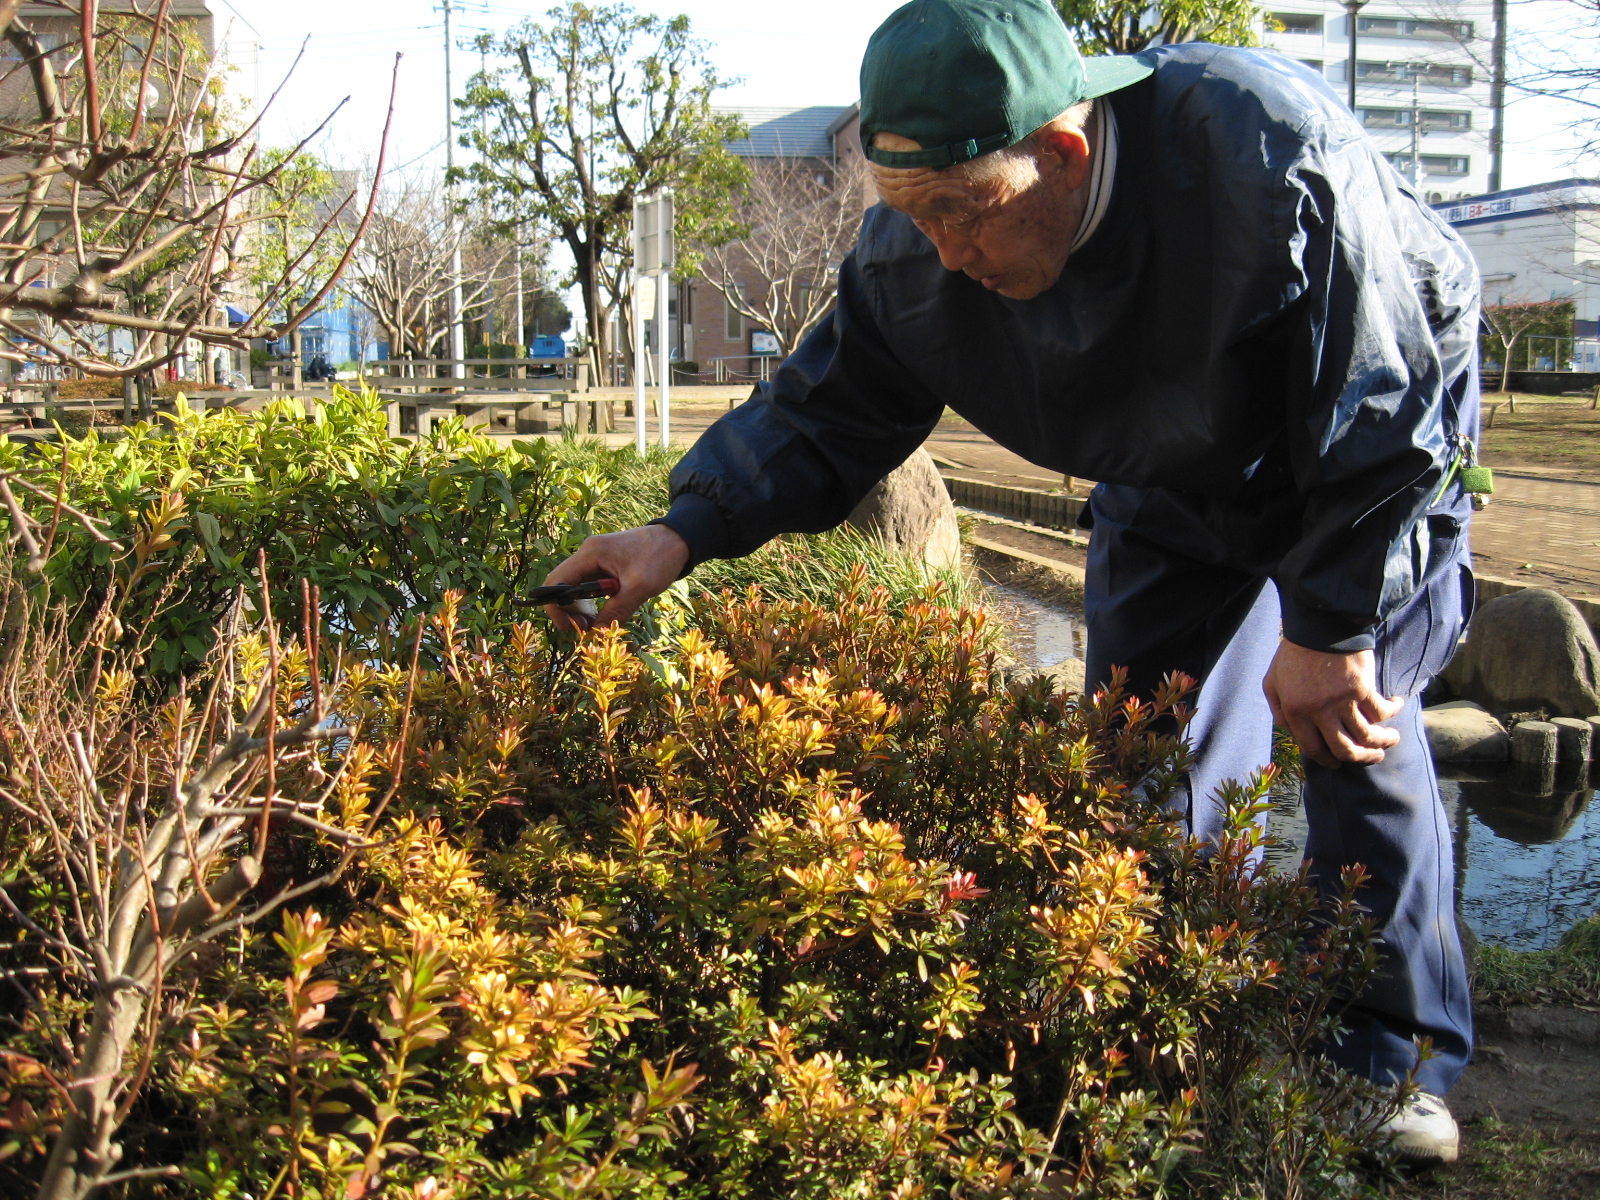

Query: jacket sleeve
1269,144,1479,654
654,253,946,569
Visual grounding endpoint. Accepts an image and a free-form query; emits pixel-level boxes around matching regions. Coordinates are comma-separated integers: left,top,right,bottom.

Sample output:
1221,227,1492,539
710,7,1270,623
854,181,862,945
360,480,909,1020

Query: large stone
846,448,961,570
1439,587,1600,717
1421,701,1509,761
1043,656,1086,697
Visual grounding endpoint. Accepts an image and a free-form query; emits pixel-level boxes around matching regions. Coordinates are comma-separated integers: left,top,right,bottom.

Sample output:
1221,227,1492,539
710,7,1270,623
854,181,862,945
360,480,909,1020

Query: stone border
943,477,1085,530
967,536,1085,609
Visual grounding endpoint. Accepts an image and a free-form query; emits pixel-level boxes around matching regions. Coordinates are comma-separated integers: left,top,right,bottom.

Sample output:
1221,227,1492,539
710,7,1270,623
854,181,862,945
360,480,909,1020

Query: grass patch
1397,1118,1600,1199
1473,915,1600,1008
1479,395,1600,470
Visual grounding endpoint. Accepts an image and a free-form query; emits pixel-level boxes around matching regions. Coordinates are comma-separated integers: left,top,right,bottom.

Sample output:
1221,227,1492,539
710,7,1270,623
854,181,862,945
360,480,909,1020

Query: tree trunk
35,985,149,1200
575,236,609,387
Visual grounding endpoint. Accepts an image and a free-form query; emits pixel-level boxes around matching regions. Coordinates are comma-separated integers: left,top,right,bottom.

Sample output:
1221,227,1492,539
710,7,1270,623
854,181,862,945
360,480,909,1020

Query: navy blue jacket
658,44,1481,653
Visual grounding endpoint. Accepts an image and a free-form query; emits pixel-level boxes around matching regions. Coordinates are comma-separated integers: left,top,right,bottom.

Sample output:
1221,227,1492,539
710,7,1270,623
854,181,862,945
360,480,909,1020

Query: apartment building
2,1,216,122
1259,0,1495,201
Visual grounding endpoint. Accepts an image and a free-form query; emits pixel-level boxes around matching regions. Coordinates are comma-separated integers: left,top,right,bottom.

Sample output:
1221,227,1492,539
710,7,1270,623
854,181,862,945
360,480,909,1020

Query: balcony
1357,16,1474,41
1355,60,1473,87
1360,107,1472,131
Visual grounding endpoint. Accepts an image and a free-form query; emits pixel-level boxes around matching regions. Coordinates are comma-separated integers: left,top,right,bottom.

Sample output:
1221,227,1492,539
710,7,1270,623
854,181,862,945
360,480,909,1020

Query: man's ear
1034,125,1093,191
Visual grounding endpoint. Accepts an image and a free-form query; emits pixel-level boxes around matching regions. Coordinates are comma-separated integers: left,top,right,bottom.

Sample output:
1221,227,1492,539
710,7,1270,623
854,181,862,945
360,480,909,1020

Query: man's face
872,129,1090,300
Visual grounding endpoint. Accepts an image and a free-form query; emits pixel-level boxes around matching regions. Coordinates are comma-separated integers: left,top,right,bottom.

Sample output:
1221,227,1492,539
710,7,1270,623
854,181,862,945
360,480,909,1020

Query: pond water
1266,772,1600,951
985,581,1600,951
983,582,1085,668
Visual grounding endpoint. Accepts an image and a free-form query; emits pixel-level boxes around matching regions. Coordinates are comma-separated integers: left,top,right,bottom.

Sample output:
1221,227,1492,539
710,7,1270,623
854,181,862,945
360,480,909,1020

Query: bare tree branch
698,157,867,357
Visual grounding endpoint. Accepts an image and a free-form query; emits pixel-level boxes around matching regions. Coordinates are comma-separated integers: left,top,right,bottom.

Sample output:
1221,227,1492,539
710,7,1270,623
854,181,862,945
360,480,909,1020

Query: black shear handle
523,577,621,606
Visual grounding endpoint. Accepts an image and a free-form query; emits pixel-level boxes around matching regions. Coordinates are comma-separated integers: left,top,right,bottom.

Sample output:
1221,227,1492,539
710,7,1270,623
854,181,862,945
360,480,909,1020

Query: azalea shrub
0,562,1393,1200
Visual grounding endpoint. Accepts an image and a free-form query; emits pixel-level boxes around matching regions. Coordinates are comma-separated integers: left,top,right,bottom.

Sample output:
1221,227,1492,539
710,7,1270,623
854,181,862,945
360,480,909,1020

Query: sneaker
1377,1091,1460,1165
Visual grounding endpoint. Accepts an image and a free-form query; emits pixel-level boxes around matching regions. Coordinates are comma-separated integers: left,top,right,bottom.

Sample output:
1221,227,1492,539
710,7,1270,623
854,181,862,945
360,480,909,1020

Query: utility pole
1489,0,1507,193
514,239,525,349
442,0,465,381
1344,0,1367,115
1410,68,1423,187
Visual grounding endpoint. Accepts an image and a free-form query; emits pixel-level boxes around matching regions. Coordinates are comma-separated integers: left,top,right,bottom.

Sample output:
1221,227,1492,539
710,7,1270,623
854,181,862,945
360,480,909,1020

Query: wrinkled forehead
871,165,999,220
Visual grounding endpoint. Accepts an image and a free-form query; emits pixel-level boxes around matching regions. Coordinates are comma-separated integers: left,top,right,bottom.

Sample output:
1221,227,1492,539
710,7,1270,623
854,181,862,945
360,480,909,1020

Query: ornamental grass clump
0,556,1394,1199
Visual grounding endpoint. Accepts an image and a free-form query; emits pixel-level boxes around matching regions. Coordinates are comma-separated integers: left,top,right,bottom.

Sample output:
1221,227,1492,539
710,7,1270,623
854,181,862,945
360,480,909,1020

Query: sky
215,0,1600,186
213,0,908,174
211,0,1600,330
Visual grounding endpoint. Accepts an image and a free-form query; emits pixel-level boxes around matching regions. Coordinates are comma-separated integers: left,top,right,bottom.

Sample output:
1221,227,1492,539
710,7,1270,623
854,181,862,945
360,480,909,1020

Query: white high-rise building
1259,0,1497,201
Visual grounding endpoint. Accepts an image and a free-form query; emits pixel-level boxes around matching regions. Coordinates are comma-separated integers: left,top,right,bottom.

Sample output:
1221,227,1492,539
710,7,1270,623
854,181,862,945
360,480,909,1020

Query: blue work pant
1083,484,1474,1096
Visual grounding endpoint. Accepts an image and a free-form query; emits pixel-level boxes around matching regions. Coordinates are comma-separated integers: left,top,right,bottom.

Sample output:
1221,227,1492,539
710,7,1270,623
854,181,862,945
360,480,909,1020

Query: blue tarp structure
225,304,250,325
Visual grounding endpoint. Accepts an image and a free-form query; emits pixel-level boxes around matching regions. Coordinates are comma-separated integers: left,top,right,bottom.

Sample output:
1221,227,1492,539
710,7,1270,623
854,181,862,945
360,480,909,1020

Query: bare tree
344,172,506,362
0,3,394,381
1482,298,1574,390
698,157,867,357
0,562,411,1200
1499,0,1600,159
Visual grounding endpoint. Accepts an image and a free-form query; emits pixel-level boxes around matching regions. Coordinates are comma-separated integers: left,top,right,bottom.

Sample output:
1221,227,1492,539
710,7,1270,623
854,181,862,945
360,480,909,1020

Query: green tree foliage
248,151,351,306
0,560,1398,1197
1054,0,1263,55
455,2,750,377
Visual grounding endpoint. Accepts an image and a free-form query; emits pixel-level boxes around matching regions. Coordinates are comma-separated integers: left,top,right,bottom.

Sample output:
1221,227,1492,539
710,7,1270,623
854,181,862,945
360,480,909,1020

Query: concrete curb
948,476,1600,641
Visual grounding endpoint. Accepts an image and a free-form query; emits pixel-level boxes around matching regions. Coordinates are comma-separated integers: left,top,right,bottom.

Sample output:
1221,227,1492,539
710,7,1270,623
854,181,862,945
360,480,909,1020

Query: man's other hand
1263,641,1404,769
541,524,690,632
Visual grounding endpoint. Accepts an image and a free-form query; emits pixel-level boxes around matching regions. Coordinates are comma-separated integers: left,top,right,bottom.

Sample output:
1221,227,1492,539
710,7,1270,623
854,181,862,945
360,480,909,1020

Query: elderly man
543,0,1481,1163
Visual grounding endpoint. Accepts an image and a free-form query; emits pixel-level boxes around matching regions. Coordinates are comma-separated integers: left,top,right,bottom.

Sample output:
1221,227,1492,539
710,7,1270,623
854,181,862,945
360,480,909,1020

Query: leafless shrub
0,564,415,1200
0,2,396,379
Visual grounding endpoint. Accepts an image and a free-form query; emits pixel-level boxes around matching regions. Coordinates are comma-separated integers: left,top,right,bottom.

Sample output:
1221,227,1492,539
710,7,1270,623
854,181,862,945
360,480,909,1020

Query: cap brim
1081,52,1154,99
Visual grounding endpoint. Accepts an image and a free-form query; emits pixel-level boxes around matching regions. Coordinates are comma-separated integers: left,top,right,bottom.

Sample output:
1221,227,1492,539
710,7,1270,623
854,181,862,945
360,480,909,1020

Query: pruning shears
520,578,621,609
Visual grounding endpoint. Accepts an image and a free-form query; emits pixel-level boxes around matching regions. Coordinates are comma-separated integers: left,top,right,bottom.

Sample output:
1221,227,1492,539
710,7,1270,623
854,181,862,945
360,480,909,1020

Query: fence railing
700,354,777,384
359,358,590,392
1502,335,1600,374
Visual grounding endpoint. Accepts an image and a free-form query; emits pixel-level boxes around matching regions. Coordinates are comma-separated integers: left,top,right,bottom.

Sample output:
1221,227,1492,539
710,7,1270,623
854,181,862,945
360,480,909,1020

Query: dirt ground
1398,1006,1600,1198
1479,392,1600,475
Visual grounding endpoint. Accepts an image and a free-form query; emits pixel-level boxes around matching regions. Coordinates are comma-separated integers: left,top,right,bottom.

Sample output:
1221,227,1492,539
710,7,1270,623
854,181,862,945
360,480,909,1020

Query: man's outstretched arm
541,242,944,626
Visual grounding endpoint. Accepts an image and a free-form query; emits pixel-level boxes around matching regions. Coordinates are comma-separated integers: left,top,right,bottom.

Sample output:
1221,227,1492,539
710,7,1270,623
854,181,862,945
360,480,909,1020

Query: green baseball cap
860,0,1153,169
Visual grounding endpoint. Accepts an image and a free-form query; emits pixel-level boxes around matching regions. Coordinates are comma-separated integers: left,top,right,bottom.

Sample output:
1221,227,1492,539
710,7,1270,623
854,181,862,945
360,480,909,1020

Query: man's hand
541,524,690,632
1263,641,1404,769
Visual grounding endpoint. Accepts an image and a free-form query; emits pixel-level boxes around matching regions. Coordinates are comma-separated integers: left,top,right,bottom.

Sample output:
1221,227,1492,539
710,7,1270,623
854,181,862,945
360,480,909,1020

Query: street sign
632,191,675,455
634,192,674,275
